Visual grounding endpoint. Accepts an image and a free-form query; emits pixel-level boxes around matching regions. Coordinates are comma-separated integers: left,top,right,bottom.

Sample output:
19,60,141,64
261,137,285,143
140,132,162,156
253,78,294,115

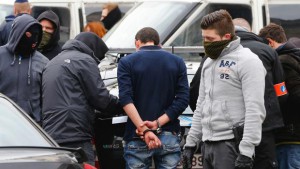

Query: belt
204,138,235,144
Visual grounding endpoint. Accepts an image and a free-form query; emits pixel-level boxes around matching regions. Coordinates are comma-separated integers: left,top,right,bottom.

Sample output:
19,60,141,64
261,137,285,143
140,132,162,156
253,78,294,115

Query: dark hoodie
236,30,286,132
42,32,120,144
0,14,49,124
37,10,61,60
275,37,300,143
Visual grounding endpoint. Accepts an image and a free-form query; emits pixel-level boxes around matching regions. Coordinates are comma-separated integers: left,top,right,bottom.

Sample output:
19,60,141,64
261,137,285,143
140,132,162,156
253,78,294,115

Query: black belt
204,138,235,143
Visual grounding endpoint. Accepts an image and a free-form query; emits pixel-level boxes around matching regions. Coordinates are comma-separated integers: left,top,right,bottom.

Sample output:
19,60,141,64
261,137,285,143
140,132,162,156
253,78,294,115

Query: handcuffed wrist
143,129,153,136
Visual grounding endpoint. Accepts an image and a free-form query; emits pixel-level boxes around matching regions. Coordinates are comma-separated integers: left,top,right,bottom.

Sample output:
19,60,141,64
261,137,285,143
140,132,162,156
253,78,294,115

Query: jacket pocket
210,100,232,132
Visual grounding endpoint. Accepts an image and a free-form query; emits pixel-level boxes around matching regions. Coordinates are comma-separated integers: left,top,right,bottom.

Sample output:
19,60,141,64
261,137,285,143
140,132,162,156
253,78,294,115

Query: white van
102,0,300,103
27,0,300,48
104,0,300,49
29,0,137,45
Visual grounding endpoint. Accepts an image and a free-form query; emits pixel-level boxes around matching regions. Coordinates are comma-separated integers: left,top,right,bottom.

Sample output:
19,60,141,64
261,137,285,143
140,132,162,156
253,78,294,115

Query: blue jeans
277,144,300,169
123,131,181,169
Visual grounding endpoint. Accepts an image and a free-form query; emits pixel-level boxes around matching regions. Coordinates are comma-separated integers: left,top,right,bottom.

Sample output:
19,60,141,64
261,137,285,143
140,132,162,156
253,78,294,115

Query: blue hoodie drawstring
27,54,32,85
10,54,32,85
10,55,16,65
18,56,22,64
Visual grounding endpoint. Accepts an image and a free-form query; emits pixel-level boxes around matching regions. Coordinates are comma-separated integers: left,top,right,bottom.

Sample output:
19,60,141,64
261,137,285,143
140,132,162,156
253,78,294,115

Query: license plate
177,154,203,169
150,154,203,169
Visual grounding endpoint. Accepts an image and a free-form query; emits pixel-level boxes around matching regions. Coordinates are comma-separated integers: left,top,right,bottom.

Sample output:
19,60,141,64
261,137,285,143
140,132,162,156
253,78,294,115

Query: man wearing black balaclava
0,14,49,125
42,32,123,166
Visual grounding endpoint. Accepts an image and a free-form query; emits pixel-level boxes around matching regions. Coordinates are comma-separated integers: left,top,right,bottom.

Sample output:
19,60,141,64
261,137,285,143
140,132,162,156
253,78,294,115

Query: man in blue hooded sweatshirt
0,14,49,124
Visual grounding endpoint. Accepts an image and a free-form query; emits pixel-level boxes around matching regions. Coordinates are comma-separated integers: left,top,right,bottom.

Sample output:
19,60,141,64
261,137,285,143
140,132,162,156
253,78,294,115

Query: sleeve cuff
239,140,255,158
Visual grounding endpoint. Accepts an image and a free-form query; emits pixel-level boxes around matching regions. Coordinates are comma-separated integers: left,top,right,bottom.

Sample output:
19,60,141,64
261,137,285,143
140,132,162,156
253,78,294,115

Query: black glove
235,154,253,169
182,146,196,169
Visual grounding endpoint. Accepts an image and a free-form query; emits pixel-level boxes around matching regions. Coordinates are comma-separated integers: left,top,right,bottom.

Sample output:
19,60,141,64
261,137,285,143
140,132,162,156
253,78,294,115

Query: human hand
235,154,253,169
144,130,161,150
140,120,158,130
182,146,196,169
136,120,158,139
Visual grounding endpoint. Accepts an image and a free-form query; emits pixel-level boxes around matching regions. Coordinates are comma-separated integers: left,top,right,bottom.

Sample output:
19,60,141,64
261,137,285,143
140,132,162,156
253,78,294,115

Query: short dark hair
258,23,287,43
135,27,160,45
200,9,235,37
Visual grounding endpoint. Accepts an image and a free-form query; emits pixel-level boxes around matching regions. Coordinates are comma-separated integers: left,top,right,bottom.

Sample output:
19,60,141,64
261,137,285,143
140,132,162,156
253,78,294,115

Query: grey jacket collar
220,36,241,58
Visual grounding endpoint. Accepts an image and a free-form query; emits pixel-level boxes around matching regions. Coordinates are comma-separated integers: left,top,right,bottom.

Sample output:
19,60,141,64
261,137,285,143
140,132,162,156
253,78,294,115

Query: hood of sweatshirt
6,14,42,54
278,37,300,62
62,32,108,64
37,10,60,51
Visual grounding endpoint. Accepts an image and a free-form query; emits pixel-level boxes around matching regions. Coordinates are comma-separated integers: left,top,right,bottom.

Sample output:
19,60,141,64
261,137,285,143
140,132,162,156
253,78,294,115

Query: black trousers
253,131,278,169
202,139,237,169
94,117,125,169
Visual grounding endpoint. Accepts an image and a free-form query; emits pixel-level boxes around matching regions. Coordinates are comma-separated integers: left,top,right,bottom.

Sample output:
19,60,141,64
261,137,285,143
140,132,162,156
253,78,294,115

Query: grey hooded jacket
0,14,49,124
185,37,266,158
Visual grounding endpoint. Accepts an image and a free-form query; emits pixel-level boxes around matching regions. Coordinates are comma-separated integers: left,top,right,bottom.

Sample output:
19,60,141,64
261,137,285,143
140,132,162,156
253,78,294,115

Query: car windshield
0,97,52,147
0,5,13,24
103,1,197,48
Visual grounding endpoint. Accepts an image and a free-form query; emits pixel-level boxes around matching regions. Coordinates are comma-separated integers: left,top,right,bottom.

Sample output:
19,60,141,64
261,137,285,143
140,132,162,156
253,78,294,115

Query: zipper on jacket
208,60,219,138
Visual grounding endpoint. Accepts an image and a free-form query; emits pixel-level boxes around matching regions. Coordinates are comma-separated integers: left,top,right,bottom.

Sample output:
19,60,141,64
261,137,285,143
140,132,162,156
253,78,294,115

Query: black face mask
15,25,41,56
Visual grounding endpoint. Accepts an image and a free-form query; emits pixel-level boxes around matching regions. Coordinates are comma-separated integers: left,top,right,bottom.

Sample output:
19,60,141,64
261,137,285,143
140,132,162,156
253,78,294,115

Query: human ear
224,33,232,40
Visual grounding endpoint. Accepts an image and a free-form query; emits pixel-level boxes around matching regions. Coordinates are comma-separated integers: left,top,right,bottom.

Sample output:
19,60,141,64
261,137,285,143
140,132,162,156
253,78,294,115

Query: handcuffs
143,119,162,135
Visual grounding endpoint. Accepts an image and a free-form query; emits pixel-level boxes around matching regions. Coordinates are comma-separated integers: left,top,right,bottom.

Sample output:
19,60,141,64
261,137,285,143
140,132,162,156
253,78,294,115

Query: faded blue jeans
277,144,300,169
123,131,181,169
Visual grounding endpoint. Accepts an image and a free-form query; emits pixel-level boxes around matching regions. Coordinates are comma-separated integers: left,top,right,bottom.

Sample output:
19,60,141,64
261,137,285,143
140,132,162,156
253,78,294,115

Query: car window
171,3,252,47
0,98,52,147
103,2,197,48
268,4,300,39
0,5,14,24
81,2,136,32
31,6,71,47
84,2,135,23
